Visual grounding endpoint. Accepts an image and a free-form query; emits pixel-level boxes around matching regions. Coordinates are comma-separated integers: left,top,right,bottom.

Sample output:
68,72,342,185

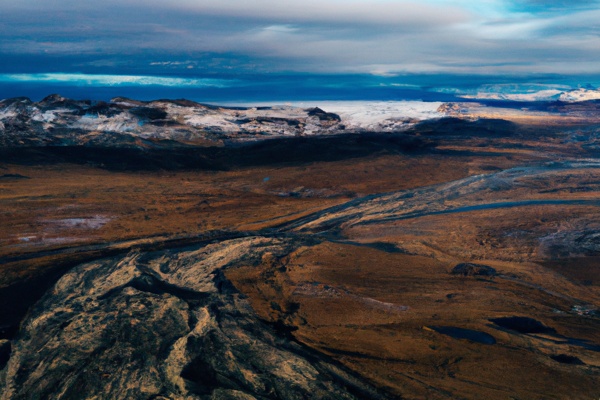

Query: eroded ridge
0,237,387,400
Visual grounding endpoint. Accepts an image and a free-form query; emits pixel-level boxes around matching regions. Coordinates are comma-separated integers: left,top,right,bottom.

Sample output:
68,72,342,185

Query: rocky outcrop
451,263,497,277
0,341,10,371
306,107,341,124
0,237,387,399
0,96,346,147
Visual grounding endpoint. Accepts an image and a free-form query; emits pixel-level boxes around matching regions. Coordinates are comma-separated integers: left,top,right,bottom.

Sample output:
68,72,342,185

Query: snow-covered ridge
2,93,599,148
558,88,600,102
459,86,600,102
0,95,443,147
227,101,444,131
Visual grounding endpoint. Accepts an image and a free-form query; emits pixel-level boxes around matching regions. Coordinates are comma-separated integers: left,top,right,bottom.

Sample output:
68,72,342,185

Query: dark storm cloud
0,0,599,76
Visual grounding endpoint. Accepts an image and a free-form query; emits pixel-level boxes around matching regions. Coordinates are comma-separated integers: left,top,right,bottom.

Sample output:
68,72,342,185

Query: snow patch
461,90,563,102
0,109,17,120
559,88,600,102
43,216,112,230
75,114,139,133
223,101,443,131
184,114,240,132
31,110,58,123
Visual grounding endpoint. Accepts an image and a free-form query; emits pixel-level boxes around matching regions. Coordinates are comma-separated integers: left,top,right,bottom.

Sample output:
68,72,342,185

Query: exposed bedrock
0,237,387,400
288,160,600,236
451,263,497,277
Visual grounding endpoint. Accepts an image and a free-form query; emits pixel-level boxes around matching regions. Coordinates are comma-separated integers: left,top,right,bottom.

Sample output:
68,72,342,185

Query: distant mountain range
460,87,600,102
0,95,450,148
2,93,600,149
0,95,344,148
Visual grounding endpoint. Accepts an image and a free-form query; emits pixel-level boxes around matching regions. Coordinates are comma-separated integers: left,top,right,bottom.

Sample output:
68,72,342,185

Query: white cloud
0,73,234,87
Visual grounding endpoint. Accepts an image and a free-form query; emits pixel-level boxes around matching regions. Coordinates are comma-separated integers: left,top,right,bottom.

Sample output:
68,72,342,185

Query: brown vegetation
2,118,600,399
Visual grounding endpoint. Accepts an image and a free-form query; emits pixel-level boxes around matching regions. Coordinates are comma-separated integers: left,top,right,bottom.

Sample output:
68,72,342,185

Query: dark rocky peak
129,106,168,121
199,102,247,111
81,101,125,118
0,97,32,108
110,97,145,107
37,94,86,112
307,107,341,122
39,93,66,104
152,98,204,108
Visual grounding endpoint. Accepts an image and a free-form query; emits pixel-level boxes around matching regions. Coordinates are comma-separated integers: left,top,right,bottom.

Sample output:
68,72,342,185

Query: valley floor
1,115,599,399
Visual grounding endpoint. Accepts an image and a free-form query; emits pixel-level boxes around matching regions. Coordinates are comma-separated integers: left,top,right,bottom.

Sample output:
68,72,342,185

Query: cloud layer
0,73,233,88
1,0,599,76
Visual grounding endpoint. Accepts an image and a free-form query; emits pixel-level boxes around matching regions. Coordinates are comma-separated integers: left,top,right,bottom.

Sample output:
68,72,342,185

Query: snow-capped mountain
558,88,600,102
0,95,444,147
459,85,600,102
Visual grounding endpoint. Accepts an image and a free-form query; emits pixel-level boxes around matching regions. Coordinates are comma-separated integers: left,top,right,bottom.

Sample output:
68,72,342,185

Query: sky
0,0,599,101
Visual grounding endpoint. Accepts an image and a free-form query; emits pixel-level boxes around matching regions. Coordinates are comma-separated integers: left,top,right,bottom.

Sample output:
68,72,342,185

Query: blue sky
0,0,599,101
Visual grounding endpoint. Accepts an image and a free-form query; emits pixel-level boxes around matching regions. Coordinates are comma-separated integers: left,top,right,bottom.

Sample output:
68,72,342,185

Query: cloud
0,0,599,77
100,0,472,27
508,0,600,12
0,73,234,87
